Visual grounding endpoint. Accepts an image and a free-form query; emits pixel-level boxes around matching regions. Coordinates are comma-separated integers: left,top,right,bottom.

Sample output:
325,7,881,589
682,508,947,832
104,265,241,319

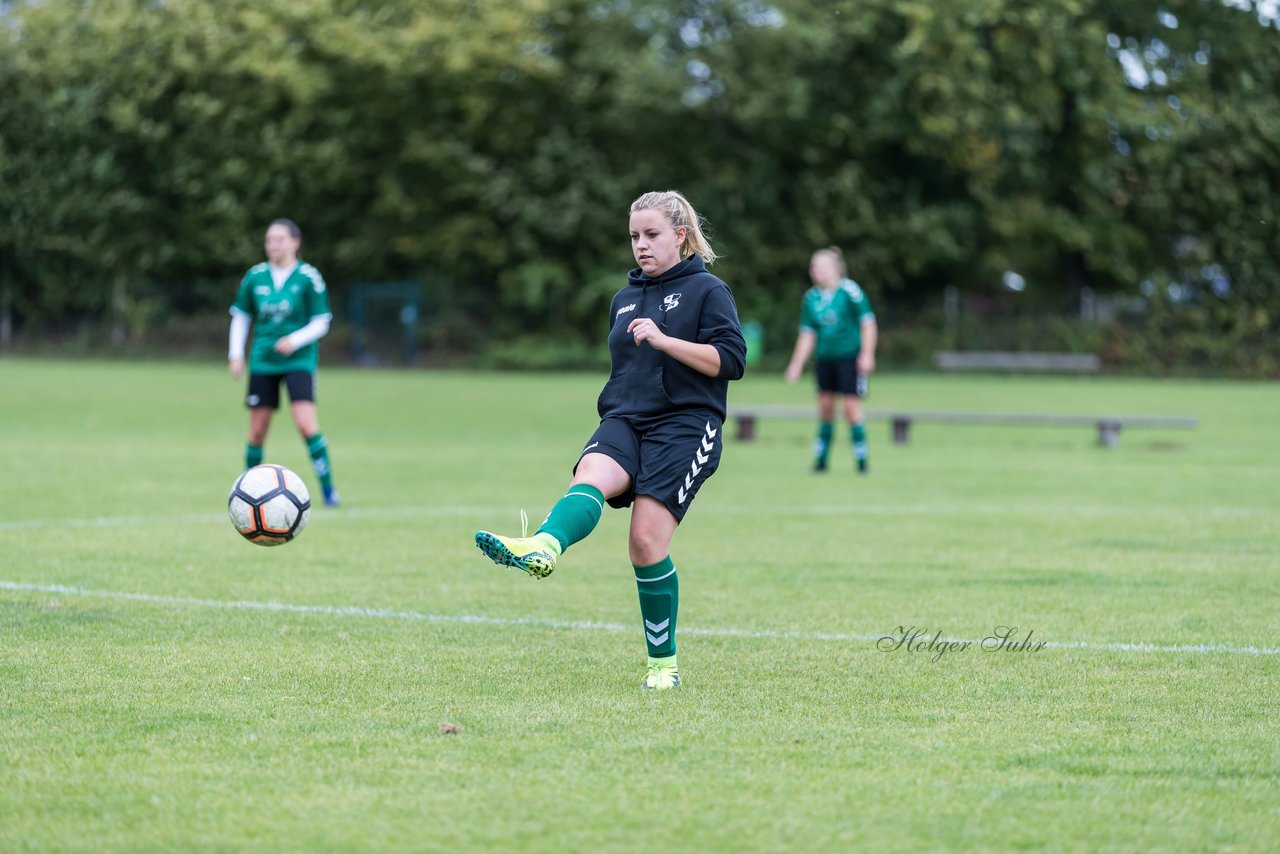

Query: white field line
0,505,497,531
0,501,1269,532
2,580,1278,656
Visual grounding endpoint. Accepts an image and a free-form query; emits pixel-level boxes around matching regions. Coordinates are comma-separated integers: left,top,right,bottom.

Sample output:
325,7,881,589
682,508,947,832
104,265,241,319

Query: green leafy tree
1,0,1276,371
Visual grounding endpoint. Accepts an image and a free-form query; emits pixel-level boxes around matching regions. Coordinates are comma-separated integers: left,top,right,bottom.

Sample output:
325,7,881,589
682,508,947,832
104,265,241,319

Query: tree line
1,0,1277,371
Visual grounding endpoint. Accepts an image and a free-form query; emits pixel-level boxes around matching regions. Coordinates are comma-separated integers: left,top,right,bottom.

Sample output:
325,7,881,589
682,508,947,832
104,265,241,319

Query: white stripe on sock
564,490,606,512
635,566,677,583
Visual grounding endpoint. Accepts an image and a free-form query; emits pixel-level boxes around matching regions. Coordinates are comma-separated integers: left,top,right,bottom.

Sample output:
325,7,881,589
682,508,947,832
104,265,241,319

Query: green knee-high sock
536,484,604,554
635,556,678,659
305,433,334,492
851,421,868,462
815,421,834,464
245,443,264,469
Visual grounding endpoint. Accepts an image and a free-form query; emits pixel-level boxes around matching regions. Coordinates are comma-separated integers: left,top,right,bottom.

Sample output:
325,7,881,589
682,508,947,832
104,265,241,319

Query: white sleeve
285,314,332,349
228,310,251,360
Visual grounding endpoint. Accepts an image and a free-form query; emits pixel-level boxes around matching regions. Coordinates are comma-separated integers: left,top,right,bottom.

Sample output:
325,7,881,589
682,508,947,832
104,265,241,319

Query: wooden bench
934,351,1101,373
727,405,1197,449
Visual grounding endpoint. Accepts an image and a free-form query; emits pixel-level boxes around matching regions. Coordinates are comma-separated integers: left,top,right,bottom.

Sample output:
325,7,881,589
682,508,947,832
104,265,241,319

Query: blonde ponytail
629,190,718,264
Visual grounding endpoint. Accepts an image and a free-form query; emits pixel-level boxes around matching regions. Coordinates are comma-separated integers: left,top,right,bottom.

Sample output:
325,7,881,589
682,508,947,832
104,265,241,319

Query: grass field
2,358,1278,851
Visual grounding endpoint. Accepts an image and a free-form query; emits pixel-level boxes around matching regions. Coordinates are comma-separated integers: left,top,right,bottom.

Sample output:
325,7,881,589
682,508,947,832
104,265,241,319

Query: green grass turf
1,358,1278,851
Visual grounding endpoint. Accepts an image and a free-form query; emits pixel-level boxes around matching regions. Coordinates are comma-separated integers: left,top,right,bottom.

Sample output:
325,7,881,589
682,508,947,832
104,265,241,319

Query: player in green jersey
784,246,878,473
228,219,340,506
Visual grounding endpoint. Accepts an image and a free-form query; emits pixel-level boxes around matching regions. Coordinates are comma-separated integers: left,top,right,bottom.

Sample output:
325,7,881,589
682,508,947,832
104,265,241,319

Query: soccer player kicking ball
228,219,341,507
784,247,878,473
475,190,747,690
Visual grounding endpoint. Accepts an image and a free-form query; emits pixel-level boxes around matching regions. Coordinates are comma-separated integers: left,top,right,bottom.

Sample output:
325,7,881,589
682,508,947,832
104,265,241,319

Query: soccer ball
228,464,311,546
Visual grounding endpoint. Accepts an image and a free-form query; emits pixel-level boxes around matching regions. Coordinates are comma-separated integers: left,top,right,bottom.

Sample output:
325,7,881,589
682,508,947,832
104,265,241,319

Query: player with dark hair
228,219,340,506
474,190,747,690
784,246,878,473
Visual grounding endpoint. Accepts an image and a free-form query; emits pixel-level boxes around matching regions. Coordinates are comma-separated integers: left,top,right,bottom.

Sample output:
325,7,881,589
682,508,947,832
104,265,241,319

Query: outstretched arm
785,330,816,383
858,319,877,374
228,310,251,378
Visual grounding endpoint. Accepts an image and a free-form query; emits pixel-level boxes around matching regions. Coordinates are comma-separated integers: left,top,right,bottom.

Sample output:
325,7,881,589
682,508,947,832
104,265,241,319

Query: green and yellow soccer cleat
474,510,559,579
641,656,681,690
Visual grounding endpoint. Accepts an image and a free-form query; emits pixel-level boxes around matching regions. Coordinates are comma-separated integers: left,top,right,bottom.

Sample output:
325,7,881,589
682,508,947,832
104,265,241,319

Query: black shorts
573,411,723,523
815,357,867,397
245,371,316,410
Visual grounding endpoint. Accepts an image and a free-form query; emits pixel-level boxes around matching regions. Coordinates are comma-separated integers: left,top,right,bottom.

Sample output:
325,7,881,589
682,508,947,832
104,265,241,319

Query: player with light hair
474,190,747,690
784,246,878,473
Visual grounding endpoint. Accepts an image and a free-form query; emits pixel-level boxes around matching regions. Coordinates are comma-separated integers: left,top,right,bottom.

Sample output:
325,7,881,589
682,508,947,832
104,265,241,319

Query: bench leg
736,415,756,442
1097,422,1120,449
892,417,910,445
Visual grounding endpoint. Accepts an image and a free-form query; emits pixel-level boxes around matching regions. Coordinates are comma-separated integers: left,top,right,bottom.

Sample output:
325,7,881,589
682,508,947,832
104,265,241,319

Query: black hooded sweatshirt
597,253,747,422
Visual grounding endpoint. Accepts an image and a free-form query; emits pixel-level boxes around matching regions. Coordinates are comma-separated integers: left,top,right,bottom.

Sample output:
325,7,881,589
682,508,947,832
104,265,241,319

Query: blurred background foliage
1,0,1277,374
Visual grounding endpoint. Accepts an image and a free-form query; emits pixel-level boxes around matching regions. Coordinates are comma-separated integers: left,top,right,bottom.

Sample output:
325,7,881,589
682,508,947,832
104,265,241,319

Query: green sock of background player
851,421,868,471
305,433,335,495
245,443,264,469
814,421,834,468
